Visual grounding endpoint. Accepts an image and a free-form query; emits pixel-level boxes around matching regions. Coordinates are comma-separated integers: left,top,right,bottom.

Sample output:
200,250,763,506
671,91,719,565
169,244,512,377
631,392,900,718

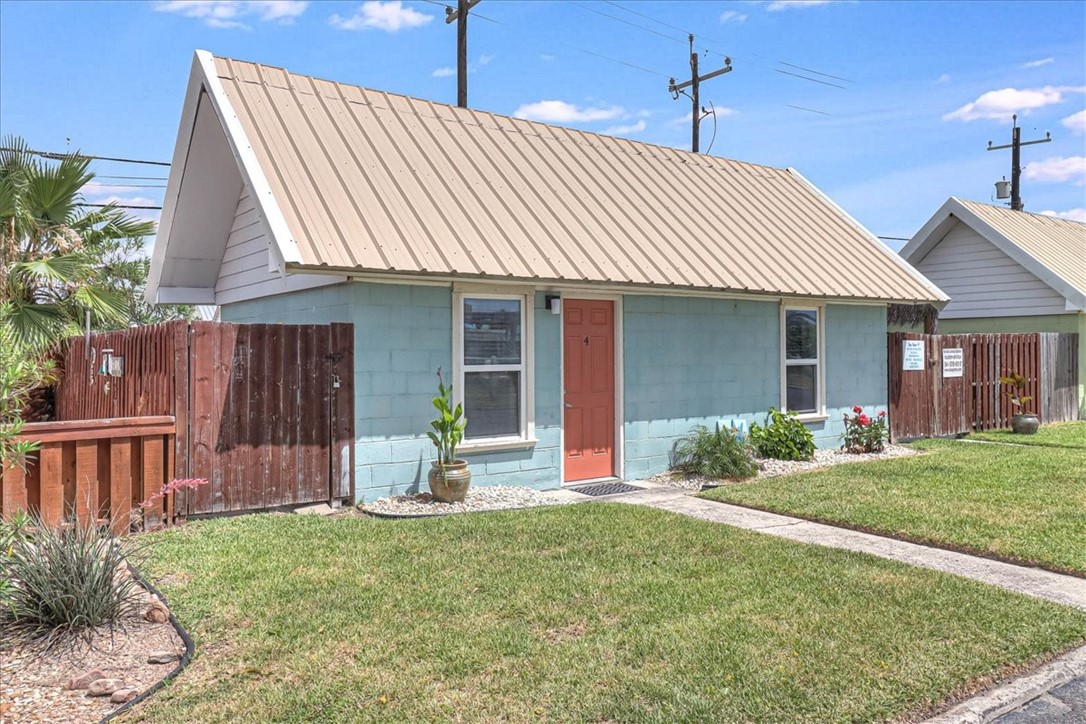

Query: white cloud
603,120,647,136
936,73,952,85
513,100,624,123
540,53,556,62
1040,208,1086,223
478,53,494,66
1062,109,1086,134
329,1,432,32
719,10,747,23
153,1,308,29
1022,57,1054,69
431,67,454,78
942,85,1086,122
1023,156,1086,185
766,0,847,11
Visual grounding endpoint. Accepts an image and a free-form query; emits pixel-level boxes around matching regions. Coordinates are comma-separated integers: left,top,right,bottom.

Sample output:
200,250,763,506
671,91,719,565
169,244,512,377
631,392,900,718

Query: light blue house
148,52,947,501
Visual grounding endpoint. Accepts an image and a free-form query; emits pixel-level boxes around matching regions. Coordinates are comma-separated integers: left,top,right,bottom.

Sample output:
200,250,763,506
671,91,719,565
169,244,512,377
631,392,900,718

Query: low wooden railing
0,416,176,534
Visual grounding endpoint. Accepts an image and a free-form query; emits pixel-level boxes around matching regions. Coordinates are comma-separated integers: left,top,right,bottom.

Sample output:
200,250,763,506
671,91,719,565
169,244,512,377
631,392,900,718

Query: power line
94,174,169,181
597,0,853,87
77,203,162,210
0,146,170,167
562,43,670,78
785,104,832,116
567,2,687,45
86,183,167,189
772,68,847,90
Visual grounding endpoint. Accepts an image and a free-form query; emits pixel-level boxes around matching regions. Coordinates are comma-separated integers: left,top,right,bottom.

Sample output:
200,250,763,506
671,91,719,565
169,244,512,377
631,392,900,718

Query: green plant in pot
426,369,471,503
999,371,1039,434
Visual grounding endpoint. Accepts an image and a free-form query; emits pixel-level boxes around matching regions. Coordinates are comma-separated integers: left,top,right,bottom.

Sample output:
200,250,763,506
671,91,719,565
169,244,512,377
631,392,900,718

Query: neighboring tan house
148,51,946,501
901,197,1086,417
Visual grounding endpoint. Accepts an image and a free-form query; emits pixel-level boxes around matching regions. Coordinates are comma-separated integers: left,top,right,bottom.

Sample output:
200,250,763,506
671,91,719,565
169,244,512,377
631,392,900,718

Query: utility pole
445,0,481,108
669,34,731,153
987,114,1051,212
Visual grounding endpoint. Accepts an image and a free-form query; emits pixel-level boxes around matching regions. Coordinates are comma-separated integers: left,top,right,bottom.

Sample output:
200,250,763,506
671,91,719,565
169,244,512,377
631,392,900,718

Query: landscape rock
67,669,106,690
144,601,169,624
86,679,124,697
147,650,180,665
110,688,138,704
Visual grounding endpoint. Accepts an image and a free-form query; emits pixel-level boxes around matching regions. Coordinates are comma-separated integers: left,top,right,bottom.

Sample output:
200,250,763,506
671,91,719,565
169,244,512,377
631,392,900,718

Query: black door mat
569,482,643,497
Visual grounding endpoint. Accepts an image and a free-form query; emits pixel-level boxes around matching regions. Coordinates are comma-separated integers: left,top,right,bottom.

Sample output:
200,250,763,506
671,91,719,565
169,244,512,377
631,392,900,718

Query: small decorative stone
68,669,106,690
144,601,169,624
147,650,180,665
363,485,577,518
86,679,124,697
110,688,138,704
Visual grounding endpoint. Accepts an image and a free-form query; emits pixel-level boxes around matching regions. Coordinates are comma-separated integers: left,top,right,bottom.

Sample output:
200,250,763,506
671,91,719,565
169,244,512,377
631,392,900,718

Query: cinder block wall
622,296,780,479
221,281,563,501
223,284,892,497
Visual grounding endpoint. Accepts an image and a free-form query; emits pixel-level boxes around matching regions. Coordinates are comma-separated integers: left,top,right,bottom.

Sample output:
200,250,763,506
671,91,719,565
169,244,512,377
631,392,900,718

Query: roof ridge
213,54,793,179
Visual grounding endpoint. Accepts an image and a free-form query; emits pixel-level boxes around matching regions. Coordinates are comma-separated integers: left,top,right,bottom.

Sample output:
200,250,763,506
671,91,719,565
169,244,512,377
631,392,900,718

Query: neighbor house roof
901,197,1086,310
149,51,946,305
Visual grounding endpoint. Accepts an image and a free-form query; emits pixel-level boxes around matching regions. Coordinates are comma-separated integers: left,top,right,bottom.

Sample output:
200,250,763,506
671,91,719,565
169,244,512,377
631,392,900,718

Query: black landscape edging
99,566,196,723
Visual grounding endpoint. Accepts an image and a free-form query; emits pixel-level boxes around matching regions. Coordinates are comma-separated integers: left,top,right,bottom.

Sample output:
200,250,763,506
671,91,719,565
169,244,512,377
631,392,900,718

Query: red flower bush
842,406,888,454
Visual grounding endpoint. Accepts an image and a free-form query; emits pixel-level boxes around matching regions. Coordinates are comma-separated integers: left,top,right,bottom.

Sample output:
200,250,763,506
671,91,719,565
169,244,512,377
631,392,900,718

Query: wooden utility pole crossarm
669,34,732,153
987,114,1051,212
446,0,482,108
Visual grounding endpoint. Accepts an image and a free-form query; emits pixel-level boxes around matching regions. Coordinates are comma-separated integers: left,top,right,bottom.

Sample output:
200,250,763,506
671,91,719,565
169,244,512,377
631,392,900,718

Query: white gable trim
902,197,1086,311
147,50,303,303
787,169,949,306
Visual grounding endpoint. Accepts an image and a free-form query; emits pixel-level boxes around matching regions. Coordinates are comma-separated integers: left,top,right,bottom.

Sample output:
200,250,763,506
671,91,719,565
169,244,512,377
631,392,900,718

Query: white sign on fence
942,348,964,378
903,340,925,371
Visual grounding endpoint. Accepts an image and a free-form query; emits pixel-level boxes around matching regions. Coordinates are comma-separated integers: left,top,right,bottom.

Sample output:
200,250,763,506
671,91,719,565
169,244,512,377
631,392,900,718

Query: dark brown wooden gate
52,321,354,517
888,332,1077,442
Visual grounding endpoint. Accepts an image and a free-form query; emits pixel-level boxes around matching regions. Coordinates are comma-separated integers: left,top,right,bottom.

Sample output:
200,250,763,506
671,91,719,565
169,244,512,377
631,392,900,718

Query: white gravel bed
362,485,574,517
649,444,920,490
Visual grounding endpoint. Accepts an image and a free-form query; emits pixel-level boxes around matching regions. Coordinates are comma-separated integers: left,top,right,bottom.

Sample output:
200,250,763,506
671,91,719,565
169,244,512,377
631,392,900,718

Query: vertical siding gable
914,221,1067,318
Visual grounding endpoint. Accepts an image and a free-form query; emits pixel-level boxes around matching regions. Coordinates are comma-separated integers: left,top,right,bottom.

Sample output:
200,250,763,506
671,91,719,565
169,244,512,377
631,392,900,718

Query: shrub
673,423,758,480
1,516,143,647
749,407,816,461
841,405,888,454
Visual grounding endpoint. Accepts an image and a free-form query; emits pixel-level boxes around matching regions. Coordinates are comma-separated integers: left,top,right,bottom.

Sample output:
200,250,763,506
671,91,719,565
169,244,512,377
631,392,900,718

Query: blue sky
1,0,1084,249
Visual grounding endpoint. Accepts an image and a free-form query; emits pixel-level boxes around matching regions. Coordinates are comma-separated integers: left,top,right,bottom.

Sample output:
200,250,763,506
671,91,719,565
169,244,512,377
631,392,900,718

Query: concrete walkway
606,486,1086,611
568,484,1086,723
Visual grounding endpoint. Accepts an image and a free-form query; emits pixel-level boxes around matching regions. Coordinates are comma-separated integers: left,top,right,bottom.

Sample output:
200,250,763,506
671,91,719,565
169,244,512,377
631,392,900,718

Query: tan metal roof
210,55,944,304
955,199,1086,296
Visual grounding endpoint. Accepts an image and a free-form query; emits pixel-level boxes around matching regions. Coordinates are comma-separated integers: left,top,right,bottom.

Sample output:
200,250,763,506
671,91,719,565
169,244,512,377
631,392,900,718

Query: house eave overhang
285,263,943,307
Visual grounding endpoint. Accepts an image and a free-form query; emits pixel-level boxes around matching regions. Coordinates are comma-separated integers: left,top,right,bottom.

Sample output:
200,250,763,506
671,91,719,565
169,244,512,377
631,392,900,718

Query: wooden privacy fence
5,320,354,526
888,332,1079,442
0,417,175,533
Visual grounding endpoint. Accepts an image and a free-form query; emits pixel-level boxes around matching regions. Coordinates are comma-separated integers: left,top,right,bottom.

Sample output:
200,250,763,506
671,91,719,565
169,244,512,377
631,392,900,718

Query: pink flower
852,405,863,414
858,414,871,426
878,410,886,418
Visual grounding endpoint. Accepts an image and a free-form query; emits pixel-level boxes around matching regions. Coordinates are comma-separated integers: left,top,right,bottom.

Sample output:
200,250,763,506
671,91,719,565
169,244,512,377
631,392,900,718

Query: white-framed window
453,291,534,445
780,304,824,417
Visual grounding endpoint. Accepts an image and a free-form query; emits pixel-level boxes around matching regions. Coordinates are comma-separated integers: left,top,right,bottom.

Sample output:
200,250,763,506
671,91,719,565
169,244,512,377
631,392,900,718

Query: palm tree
0,135,157,352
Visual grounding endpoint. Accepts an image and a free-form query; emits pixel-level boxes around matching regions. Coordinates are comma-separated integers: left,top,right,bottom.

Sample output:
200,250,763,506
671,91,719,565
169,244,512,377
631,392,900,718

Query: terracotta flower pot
428,460,472,503
1011,413,1039,435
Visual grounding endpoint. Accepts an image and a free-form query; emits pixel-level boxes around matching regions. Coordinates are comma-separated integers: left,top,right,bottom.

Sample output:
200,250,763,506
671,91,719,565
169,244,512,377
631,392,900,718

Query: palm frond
8,253,89,285
72,284,129,324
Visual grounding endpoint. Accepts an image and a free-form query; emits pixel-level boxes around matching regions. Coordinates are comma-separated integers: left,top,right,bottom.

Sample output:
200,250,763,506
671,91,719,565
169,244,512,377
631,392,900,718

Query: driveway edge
922,645,1086,723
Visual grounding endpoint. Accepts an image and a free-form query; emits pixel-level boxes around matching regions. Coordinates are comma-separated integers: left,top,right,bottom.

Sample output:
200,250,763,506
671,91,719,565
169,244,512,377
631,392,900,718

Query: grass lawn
968,421,1086,449
700,436,1086,574
134,505,1086,723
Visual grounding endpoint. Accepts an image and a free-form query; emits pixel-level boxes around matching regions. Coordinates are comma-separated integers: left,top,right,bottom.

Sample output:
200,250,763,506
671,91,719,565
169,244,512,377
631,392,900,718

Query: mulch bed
1,606,183,723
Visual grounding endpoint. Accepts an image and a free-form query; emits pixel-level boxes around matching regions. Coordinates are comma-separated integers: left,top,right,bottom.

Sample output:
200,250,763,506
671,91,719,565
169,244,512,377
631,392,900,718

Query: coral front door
563,299,615,482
